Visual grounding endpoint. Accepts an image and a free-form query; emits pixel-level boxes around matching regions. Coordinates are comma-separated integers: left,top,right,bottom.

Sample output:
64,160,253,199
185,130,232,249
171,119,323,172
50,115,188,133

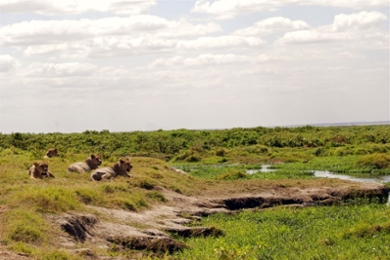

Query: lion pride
91,157,133,181
28,161,56,179
67,154,102,174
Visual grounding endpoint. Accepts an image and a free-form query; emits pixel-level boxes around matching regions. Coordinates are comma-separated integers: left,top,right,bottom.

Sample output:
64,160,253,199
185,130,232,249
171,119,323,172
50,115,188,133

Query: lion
67,154,102,174
44,148,59,158
28,161,56,179
91,157,133,181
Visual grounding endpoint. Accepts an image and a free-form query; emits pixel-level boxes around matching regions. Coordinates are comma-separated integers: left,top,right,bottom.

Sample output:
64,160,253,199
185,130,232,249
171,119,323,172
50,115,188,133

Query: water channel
247,165,390,205
247,165,390,184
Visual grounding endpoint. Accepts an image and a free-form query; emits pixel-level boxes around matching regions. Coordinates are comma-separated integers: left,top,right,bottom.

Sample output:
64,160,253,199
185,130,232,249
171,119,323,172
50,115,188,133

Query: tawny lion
67,154,102,174
91,157,133,181
44,148,59,158
28,161,56,179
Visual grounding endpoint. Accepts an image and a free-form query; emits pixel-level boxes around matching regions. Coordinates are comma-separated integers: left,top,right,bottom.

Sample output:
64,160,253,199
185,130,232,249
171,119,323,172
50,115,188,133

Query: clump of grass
215,149,227,157
216,170,248,180
357,153,390,169
168,185,182,194
12,186,81,213
342,222,390,238
173,150,202,162
138,179,156,190
5,209,48,244
36,249,82,260
75,188,105,205
9,241,34,255
100,185,115,194
113,198,136,211
112,194,149,211
146,191,167,202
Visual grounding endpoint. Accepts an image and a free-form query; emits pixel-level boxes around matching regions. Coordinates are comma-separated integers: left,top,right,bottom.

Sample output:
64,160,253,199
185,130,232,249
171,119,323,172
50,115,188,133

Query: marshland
1,124,390,259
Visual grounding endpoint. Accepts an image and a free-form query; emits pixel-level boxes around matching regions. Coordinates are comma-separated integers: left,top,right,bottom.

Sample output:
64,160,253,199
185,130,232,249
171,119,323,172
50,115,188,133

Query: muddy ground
0,181,388,260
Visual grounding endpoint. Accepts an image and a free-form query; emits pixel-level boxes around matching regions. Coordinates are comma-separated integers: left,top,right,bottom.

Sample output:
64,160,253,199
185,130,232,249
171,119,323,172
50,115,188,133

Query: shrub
173,150,202,162
215,148,226,157
357,153,390,169
216,170,247,180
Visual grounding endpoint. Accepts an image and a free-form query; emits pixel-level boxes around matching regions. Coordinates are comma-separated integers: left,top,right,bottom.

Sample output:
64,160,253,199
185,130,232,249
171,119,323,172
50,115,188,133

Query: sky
0,0,389,133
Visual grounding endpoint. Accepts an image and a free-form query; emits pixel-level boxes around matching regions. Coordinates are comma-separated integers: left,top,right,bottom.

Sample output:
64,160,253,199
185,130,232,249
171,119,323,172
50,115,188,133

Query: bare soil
1,180,388,259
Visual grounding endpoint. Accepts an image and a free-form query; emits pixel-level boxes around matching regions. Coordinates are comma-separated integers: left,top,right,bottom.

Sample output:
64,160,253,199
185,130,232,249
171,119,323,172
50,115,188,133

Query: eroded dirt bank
42,181,388,259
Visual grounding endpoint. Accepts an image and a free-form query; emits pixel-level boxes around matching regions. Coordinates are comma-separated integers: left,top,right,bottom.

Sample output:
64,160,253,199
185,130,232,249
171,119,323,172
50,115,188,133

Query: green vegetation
0,124,390,259
1,124,390,164
0,153,201,259
175,204,390,259
2,125,390,176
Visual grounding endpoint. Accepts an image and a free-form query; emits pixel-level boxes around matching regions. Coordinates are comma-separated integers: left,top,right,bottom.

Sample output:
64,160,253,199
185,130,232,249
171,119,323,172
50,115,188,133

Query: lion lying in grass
44,148,59,158
91,157,133,181
28,161,56,179
67,154,102,174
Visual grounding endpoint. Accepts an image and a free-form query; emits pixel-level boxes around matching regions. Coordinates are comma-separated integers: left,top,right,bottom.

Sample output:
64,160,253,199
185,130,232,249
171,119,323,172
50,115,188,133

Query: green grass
175,204,390,259
276,155,390,176
1,135,390,259
5,209,48,245
0,152,202,258
175,164,315,180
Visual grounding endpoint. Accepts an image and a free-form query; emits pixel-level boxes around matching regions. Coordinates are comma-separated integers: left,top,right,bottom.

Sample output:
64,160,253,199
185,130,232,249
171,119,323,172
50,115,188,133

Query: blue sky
0,0,389,133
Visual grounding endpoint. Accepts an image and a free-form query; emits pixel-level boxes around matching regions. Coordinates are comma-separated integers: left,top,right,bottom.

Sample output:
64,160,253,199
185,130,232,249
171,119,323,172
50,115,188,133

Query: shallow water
246,165,276,174
313,170,390,183
247,165,390,184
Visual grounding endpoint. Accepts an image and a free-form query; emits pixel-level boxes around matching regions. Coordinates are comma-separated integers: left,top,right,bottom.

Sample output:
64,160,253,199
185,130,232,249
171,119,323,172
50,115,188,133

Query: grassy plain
0,125,390,259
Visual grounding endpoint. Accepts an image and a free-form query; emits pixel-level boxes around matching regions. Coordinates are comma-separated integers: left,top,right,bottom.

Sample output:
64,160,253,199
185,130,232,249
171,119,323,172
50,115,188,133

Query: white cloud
192,0,389,19
0,16,223,58
0,0,156,15
20,62,97,78
317,0,389,9
338,51,363,58
177,36,265,50
0,16,194,46
191,0,308,20
332,11,388,32
6,25,260,58
276,30,347,45
183,53,249,66
234,17,310,36
24,43,87,57
150,54,251,68
277,11,388,46
0,55,19,72
1,16,224,58
150,53,286,68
